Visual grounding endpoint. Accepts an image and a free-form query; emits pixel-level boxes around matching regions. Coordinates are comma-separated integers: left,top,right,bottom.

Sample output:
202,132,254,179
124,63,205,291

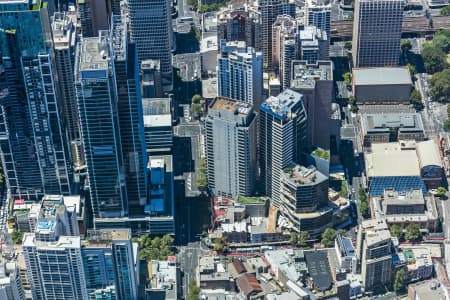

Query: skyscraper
258,0,296,68
111,15,148,215
0,261,25,300
142,98,173,155
290,60,333,150
23,235,87,300
259,89,307,206
299,26,328,64
82,229,138,300
305,0,331,38
217,41,263,108
204,97,257,199
77,0,111,37
76,14,148,222
128,0,173,92
22,195,87,300
352,0,404,67
217,3,262,51
357,220,393,292
272,15,298,89
75,32,128,219
51,11,84,169
0,0,72,201
141,60,163,99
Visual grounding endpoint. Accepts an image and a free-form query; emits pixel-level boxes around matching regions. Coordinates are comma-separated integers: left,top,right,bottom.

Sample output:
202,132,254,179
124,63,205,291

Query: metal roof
353,67,412,86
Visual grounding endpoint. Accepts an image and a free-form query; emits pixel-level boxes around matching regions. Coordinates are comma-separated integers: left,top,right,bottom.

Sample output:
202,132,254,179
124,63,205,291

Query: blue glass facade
0,0,72,200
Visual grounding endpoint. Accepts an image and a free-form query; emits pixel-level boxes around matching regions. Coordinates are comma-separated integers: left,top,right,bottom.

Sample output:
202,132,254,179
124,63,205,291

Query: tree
343,72,352,87
187,281,201,300
409,90,423,108
213,237,229,252
441,4,450,16
401,39,412,52
344,42,352,50
348,95,358,113
432,30,450,53
422,43,448,74
405,223,421,241
321,228,337,247
191,103,203,116
360,201,369,218
289,232,298,246
436,186,447,197
11,231,23,244
298,231,310,247
192,94,202,104
429,68,450,102
390,224,403,240
407,63,416,76
393,268,405,292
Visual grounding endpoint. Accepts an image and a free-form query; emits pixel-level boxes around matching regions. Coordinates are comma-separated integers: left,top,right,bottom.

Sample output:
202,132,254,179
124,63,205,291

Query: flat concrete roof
362,113,424,133
353,67,411,86
365,142,421,177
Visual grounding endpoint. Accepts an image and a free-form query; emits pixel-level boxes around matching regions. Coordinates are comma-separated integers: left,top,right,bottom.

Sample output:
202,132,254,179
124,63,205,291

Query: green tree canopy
138,234,174,261
389,224,403,240
410,90,423,108
213,237,229,252
192,94,202,104
442,5,450,15
401,39,412,52
405,223,421,241
344,42,352,50
187,281,201,300
343,72,352,87
422,43,449,74
321,228,337,247
393,268,405,292
437,186,447,197
429,68,450,102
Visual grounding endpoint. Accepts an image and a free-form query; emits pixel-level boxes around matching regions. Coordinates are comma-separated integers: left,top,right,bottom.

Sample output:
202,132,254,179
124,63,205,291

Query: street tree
422,43,448,74
429,68,450,102
187,281,201,300
321,228,337,247
436,186,447,197
409,90,423,109
405,223,421,241
390,224,403,240
393,268,405,292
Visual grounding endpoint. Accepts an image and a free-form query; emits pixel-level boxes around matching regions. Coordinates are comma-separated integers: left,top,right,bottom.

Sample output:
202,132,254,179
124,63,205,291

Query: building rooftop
304,251,333,291
416,140,442,168
290,60,332,90
148,259,178,300
365,142,421,177
384,189,425,206
83,229,131,248
410,280,446,300
336,233,355,258
261,89,304,120
51,11,77,50
142,98,171,115
282,165,327,185
352,67,412,86
23,233,81,249
362,113,424,134
78,33,110,72
236,273,263,297
210,97,252,115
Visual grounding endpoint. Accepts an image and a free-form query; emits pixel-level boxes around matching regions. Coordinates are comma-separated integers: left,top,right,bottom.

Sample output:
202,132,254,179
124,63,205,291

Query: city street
177,241,209,296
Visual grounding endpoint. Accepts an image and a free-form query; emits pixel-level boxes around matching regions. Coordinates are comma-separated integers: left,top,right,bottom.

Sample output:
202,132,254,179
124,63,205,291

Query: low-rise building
335,233,357,274
408,280,446,299
197,255,234,291
352,67,412,104
146,257,180,300
399,248,433,282
360,113,425,147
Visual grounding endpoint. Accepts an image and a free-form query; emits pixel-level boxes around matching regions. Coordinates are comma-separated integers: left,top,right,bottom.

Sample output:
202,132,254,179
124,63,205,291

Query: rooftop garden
312,148,330,160
236,196,265,204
